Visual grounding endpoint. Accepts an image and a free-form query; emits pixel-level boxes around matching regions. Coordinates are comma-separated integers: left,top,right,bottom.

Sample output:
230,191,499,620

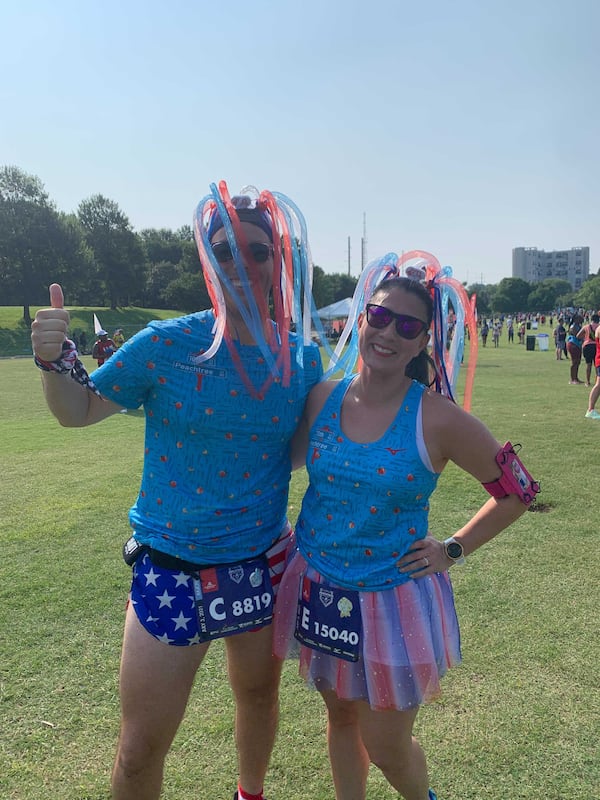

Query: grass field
0,305,180,357
1,327,599,799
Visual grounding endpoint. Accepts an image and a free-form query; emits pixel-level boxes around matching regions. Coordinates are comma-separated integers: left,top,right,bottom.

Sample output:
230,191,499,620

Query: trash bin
526,322,531,330
526,336,536,351
537,334,549,351
532,321,538,330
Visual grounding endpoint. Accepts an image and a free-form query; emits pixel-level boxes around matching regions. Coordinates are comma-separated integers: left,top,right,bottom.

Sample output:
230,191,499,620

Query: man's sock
237,785,264,800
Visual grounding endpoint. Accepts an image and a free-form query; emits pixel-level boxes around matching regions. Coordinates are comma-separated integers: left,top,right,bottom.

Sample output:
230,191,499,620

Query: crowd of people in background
475,308,600,421
477,312,545,348
549,310,600,388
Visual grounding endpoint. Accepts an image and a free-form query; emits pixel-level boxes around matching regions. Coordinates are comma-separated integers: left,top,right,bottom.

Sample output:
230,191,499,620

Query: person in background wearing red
92,330,116,366
584,322,600,419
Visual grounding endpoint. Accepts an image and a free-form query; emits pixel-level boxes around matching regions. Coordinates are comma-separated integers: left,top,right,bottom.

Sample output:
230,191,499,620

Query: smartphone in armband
123,536,145,566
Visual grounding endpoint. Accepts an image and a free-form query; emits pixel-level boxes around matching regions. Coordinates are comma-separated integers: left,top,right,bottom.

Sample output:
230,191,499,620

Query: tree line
2,166,599,326
0,166,358,325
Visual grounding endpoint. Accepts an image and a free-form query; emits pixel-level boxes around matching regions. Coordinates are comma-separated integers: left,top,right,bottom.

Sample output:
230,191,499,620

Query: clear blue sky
2,0,598,285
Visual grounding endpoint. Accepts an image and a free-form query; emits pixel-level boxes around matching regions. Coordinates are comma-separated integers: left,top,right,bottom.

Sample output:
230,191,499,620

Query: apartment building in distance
512,246,589,290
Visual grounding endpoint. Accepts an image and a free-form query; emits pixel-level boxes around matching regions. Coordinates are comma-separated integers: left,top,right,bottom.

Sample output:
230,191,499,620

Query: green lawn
1,332,598,799
0,305,180,357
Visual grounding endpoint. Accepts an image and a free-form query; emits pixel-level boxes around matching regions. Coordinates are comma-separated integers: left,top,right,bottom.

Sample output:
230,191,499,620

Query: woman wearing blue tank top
274,273,538,800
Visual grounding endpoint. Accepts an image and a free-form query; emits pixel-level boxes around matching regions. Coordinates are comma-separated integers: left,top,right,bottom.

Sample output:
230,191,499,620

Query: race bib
193,555,273,641
294,576,361,662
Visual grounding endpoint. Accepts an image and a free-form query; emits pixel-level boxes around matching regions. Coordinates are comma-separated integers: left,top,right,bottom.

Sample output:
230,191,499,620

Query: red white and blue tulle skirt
273,549,462,711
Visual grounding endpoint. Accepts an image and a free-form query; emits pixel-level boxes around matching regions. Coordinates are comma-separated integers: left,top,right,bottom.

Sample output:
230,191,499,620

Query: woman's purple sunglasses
365,304,428,340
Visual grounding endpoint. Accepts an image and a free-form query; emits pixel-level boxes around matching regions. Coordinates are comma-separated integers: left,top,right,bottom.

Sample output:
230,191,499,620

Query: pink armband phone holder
482,441,540,506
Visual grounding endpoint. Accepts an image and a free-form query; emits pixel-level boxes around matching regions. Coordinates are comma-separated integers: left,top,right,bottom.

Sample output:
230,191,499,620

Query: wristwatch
443,537,466,565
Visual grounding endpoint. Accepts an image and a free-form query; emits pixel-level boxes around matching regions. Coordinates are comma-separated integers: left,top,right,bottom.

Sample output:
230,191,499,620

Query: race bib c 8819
193,555,273,641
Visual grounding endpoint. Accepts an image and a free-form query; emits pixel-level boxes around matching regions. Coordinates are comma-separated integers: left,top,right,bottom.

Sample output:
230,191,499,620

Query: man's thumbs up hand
49,283,65,310
31,283,71,362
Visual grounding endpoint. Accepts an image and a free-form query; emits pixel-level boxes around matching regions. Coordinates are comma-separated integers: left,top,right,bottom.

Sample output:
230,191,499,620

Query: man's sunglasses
211,241,274,264
365,304,428,340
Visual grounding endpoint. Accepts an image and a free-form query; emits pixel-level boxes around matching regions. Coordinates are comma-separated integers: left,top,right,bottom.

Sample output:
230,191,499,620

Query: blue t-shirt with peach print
92,310,323,564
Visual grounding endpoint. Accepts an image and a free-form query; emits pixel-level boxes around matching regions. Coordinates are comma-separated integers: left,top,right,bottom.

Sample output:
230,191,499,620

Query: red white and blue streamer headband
325,250,478,410
193,181,323,395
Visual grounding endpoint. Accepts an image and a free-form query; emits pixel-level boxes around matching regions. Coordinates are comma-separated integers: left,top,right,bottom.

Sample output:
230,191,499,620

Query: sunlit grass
1,333,598,799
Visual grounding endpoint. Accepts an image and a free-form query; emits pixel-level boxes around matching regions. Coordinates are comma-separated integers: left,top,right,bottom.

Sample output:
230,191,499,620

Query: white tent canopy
317,297,353,319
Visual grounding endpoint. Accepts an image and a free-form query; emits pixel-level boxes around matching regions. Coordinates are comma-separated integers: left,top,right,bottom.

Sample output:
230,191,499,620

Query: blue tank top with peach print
295,377,439,591
91,310,323,563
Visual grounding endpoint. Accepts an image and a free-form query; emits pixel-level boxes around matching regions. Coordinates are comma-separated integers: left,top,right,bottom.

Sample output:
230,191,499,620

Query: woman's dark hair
369,276,436,387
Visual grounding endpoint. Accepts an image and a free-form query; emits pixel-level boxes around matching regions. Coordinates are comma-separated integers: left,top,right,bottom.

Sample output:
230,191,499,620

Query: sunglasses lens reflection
366,305,392,329
248,243,272,263
212,242,233,262
211,242,273,264
398,319,425,338
366,305,425,340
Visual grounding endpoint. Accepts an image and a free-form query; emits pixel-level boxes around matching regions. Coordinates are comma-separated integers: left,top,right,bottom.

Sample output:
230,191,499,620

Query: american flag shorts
128,524,291,646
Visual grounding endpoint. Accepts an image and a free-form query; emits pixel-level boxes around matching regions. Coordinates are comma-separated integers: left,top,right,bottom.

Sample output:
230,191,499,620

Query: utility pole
347,236,351,276
361,212,367,270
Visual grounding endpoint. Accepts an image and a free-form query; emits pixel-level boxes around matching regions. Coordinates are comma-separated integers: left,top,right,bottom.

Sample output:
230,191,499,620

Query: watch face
446,541,463,559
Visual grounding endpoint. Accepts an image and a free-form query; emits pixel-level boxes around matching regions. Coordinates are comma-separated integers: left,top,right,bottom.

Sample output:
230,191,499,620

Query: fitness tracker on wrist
443,536,466,565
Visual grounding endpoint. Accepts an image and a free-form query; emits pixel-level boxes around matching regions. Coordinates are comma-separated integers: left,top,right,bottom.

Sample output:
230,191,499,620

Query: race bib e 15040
294,576,362,662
